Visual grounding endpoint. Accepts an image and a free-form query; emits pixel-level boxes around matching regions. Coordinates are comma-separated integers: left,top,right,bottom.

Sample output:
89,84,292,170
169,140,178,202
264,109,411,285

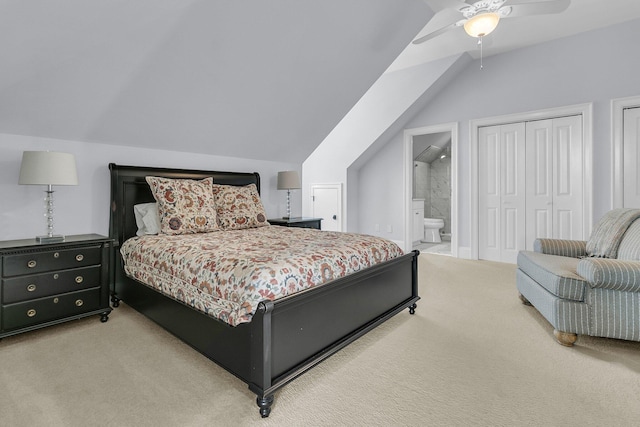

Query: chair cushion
517,251,587,301
586,208,640,258
616,220,640,261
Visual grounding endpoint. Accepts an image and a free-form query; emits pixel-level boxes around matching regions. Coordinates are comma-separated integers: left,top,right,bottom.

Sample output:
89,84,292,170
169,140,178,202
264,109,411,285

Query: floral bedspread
120,226,403,326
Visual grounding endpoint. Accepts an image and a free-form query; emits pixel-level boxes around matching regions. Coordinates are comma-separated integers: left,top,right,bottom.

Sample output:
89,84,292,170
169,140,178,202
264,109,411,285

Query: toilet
423,218,444,243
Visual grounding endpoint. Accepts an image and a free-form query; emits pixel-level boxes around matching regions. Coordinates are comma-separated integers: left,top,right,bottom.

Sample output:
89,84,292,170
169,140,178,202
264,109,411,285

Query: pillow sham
133,202,161,236
146,176,219,235
212,183,268,230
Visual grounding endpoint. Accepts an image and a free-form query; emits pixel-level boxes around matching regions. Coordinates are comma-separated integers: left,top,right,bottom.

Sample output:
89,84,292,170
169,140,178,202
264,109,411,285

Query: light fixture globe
463,12,500,38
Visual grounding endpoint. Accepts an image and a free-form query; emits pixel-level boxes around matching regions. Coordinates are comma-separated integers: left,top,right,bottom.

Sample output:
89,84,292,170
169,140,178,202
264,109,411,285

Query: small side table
268,217,322,230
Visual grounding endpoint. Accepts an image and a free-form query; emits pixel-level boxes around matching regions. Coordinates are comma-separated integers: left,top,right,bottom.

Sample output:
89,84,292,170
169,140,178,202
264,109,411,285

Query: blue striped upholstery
517,212,640,344
517,251,586,301
577,259,640,293
588,288,640,341
534,238,587,258
516,270,590,335
586,208,640,258
617,220,640,260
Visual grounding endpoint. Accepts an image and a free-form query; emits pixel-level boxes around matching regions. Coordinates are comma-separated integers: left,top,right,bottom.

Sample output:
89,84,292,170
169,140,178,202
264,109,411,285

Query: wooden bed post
249,301,275,417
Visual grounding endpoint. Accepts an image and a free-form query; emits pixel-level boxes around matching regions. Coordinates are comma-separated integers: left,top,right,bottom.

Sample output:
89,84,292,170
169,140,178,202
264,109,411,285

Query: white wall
0,134,299,241
302,54,466,230
356,18,640,254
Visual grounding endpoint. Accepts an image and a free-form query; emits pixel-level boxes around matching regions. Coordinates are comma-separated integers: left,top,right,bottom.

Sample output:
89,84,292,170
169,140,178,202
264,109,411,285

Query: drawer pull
27,309,36,317
27,260,37,268
54,252,60,258
75,254,84,262
75,276,84,284
75,299,84,307
27,284,37,292
53,297,59,304
53,274,59,280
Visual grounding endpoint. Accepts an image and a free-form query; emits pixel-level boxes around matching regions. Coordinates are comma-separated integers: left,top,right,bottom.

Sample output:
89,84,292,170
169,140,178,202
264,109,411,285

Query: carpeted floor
1,254,640,426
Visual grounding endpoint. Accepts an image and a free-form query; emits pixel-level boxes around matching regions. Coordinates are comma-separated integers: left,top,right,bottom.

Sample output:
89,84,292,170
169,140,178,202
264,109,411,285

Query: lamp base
36,234,65,244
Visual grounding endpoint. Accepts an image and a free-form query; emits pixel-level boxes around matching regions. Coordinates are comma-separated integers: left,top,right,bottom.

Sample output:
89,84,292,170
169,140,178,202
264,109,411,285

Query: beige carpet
2,254,640,426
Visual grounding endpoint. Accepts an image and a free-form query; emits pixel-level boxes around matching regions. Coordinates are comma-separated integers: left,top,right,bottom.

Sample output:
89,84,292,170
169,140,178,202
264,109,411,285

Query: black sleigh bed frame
108,163,420,417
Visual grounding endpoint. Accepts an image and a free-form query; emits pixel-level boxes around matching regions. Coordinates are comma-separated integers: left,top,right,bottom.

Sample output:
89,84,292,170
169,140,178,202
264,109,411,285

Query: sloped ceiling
0,0,432,163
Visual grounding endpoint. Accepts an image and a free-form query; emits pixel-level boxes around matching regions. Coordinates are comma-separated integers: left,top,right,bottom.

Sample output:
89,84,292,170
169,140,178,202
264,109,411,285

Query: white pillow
133,203,161,236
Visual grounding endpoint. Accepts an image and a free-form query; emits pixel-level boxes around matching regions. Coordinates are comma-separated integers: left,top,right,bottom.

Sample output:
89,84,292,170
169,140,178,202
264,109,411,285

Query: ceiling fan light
464,12,500,38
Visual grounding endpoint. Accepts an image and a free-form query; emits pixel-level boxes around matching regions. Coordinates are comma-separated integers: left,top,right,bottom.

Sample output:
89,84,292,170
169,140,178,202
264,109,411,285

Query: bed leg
256,395,274,418
409,303,417,315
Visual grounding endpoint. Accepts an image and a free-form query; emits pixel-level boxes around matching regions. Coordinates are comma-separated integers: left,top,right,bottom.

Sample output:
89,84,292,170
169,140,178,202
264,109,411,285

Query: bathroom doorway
403,123,458,257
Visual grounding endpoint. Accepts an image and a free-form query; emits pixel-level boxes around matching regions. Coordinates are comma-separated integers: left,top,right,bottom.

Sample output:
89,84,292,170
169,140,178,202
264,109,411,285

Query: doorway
403,123,458,256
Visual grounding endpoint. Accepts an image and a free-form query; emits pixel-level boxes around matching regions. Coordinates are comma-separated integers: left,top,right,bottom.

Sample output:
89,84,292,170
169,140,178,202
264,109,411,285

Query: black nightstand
268,217,322,230
0,234,113,339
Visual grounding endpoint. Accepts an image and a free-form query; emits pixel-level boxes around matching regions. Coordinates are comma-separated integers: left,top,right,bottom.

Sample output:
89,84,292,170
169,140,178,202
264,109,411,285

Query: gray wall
356,18,640,253
0,134,299,241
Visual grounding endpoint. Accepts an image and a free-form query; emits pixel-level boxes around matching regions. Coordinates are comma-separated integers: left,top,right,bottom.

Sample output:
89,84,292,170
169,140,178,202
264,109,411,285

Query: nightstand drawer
2,288,101,331
2,245,102,277
2,266,101,304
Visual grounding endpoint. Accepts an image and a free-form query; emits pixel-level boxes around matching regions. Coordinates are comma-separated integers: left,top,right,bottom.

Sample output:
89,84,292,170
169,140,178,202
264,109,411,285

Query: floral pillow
146,176,219,235
212,183,269,230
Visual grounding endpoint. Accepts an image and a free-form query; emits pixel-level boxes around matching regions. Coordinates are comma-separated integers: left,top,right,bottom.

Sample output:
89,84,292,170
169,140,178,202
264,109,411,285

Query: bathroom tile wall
430,156,451,234
414,161,430,210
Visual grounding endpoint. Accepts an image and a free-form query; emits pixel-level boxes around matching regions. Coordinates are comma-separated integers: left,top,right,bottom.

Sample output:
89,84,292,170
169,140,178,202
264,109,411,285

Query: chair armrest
577,258,640,293
533,238,587,258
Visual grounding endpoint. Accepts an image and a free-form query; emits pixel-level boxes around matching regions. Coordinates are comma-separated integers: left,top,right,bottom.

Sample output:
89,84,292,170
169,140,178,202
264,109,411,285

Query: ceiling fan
413,0,571,45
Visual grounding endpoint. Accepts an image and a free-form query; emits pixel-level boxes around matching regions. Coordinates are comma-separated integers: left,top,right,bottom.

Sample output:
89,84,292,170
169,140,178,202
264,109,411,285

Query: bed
108,163,420,417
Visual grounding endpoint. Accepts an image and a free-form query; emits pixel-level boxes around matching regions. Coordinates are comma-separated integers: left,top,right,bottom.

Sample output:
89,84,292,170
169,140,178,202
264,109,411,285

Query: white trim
310,183,343,232
612,95,640,209
470,103,593,260
403,122,458,256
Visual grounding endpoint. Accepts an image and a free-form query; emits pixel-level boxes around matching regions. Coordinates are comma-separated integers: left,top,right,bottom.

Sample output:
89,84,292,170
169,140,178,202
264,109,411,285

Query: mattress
120,225,403,326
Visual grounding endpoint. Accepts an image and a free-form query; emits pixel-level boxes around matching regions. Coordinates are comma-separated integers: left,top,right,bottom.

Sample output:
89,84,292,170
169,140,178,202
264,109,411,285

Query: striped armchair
516,208,640,346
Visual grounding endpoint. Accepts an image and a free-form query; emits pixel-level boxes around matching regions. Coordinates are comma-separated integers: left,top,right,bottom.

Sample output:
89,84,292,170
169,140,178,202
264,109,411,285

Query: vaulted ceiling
3,0,640,164
0,0,432,163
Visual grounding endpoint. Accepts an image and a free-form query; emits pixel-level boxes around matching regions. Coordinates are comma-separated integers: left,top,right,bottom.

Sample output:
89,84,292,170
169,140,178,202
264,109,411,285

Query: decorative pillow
212,183,268,230
146,176,219,235
133,202,161,236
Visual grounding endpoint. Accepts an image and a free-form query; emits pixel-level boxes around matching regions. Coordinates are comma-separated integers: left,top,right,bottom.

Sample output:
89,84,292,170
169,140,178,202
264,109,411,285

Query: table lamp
19,151,78,243
277,171,300,219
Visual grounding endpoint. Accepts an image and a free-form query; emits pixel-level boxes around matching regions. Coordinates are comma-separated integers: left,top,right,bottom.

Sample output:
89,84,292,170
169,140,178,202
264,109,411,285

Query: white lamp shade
277,171,301,190
464,13,500,38
19,151,78,186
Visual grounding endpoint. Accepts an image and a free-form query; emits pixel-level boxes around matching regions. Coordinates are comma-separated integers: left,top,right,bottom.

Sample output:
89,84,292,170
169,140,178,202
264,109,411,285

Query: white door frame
612,95,640,208
403,122,458,256
470,103,593,260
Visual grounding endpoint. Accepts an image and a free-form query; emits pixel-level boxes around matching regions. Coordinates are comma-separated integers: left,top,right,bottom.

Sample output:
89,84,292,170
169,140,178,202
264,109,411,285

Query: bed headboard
108,163,261,248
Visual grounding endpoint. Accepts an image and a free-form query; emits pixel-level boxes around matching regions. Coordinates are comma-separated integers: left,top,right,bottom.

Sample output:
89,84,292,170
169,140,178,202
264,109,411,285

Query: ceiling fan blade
412,22,460,44
504,0,570,18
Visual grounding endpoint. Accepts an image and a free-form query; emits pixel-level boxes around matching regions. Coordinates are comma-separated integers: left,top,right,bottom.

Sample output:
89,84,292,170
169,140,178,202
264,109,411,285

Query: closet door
525,115,583,247
479,123,526,263
550,115,583,240
624,107,640,208
525,119,553,246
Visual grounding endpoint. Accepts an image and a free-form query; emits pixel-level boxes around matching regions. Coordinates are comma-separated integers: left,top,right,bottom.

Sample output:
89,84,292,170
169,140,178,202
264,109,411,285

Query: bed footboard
248,250,419,417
